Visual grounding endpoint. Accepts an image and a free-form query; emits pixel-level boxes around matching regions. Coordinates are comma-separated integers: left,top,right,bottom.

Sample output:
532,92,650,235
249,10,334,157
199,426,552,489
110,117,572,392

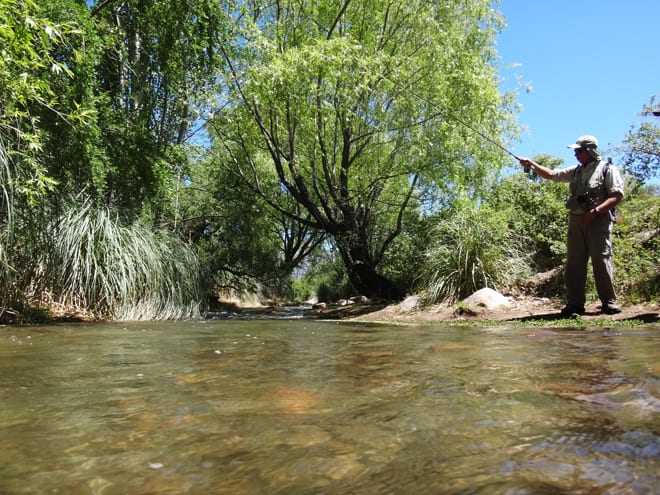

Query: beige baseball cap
567,135,598,149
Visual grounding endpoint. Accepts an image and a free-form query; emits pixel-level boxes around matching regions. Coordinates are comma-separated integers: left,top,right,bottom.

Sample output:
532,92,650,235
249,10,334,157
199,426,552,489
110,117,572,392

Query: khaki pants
565,214,617,308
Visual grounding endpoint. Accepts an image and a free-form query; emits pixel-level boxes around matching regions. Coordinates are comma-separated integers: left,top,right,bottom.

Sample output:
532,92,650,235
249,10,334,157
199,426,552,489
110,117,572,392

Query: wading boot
560,305,585,317
601,303,622,315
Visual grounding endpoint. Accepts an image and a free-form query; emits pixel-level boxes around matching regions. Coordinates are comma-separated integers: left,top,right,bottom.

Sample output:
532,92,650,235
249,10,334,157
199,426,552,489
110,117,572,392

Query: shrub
423,202,532,304
49,201,203,320
610,187,660,303
488,169,568,270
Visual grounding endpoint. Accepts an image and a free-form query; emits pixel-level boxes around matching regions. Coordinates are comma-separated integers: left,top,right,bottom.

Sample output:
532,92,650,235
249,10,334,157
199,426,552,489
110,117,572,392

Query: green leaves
617,96,660,183
0,0,91,208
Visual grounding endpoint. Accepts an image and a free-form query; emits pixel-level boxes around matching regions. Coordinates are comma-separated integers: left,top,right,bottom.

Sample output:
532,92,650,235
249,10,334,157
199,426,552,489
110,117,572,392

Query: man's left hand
583,209,598,224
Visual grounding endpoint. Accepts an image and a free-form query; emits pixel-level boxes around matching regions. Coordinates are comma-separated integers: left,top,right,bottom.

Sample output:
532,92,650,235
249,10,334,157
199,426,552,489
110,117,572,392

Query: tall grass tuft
0,139,8,256
0,137,16,316
51,201,202,320
423,204,532,304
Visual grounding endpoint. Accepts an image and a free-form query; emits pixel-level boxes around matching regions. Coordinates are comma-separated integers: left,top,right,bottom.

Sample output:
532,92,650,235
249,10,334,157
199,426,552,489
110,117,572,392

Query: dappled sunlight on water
0,321,658,494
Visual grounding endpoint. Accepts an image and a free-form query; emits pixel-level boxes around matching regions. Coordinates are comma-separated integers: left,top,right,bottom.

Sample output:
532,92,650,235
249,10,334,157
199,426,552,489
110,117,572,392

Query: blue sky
495,0,659,165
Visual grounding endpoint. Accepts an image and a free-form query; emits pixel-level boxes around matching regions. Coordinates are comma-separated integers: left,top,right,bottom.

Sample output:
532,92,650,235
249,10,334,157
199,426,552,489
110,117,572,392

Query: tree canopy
209,0,516,299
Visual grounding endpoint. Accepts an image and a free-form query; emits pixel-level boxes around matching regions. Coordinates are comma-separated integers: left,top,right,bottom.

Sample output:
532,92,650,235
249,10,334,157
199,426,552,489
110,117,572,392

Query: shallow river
1,320,658,494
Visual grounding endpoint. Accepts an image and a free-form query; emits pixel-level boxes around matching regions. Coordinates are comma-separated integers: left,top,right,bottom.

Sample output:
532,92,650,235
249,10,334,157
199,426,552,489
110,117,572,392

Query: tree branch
90,0,122,17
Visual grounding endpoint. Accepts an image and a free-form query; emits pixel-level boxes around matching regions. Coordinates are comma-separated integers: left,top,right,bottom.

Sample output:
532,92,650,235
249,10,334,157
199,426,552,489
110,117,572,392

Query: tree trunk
337,242,403,301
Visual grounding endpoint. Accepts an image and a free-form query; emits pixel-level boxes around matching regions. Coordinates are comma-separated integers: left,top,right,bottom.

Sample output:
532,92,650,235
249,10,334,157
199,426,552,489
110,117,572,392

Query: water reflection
0,321,658,494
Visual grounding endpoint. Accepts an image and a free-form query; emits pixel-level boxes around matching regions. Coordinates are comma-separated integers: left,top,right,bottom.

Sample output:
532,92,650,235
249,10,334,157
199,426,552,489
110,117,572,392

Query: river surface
1,320,658,494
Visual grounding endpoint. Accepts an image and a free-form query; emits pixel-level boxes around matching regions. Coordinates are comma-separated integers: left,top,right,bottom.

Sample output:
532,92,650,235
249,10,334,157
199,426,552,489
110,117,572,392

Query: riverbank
8,294,658,325
315,296,660,326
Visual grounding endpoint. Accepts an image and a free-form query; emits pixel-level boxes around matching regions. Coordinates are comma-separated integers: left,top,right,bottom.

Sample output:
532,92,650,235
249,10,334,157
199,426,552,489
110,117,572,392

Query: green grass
51,201,202,320
450,318,647,328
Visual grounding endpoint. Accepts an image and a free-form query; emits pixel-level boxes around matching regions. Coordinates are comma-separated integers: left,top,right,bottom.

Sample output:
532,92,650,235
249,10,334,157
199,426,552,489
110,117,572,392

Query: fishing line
443,112,521,161
384,76,523,163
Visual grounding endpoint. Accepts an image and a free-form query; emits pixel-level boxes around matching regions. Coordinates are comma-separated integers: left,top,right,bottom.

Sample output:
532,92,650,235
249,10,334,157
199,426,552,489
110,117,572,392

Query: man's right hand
517,158,554,180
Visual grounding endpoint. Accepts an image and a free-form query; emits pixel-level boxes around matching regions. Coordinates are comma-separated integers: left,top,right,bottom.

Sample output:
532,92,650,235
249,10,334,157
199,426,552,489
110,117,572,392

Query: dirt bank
317,296,660,325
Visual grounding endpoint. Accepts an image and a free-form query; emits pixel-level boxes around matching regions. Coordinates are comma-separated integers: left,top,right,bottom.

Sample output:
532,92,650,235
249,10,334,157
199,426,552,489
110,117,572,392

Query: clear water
0,320,658,494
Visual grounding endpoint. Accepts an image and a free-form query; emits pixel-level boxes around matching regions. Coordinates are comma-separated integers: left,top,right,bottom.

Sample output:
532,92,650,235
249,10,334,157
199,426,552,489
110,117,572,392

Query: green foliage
0,0,226,320
610,187,660,303
0,0,77,317
0,0,227,215
49,201,202,320
488,155,568,270
616,96,660,183
43,0,227,214
0,0,83,203
378,209,432,294
423,200,532,304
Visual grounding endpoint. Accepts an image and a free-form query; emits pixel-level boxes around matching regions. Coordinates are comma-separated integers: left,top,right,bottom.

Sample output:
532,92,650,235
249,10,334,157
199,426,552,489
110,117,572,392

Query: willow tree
211,0,515,299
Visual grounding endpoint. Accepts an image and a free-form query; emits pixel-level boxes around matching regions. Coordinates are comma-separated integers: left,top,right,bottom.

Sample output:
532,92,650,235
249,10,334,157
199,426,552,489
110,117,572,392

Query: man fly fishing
518,136,624,316
421,97,625,317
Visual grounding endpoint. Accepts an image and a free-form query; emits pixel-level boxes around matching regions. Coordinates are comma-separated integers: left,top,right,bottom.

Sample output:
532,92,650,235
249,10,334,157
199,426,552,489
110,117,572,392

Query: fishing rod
445,112,521,161
447,113,532,173
387,78,527,168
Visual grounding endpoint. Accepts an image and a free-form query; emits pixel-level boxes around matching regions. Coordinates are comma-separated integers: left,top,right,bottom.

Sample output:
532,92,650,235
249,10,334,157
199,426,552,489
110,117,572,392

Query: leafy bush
610,186,660,303
488,163,568,271
379,210,432,296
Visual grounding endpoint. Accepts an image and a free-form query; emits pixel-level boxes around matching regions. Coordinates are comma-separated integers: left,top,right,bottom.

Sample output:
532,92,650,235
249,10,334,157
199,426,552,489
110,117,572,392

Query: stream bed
1,320,658,494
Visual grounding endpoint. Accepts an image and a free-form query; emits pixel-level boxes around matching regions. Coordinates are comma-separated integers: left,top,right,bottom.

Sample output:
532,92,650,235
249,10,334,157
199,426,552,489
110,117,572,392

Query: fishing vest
566,159,612,215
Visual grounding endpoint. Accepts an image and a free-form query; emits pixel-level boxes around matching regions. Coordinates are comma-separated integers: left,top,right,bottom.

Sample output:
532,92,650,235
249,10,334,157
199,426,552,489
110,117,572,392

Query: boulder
462,288,511,310
398,295,422,312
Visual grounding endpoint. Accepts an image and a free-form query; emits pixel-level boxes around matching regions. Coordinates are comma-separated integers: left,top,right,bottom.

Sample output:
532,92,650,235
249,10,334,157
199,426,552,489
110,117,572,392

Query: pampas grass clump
52,202,202,320
423,205,531,304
